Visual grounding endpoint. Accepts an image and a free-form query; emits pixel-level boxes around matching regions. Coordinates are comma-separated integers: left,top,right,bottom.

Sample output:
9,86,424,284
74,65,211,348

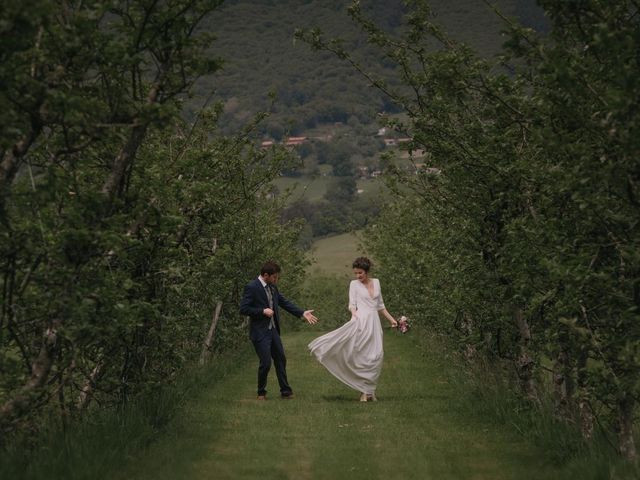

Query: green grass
274,175,337,204
0,350,250,480
308,232,364,278
356,177,387,199
274,172,388,206
7,330,634,479
108,331,603,480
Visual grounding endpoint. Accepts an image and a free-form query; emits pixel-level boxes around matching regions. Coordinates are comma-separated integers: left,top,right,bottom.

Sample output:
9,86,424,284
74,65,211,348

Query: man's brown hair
260,261,281,276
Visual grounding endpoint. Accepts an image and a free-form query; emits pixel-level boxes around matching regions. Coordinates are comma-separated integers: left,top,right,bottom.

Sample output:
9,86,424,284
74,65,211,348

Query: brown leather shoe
257,395,266,400
281,393,294,399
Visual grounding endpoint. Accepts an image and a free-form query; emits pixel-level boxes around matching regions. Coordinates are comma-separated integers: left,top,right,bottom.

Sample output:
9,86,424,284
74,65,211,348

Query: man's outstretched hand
303,310,318,324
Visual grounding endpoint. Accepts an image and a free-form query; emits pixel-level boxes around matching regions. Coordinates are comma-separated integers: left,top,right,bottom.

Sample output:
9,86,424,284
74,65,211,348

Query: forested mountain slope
195,0,543,137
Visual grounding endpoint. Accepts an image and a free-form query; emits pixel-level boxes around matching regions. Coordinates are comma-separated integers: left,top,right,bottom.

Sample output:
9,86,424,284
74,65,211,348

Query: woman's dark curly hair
352,256,372,272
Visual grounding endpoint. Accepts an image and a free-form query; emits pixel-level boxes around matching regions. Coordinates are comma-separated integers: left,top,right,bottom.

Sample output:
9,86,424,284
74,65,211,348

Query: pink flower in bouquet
398,315,410,333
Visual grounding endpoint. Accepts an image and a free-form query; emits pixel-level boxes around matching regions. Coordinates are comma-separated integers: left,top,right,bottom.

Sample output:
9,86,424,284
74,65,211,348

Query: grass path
113,330,571,480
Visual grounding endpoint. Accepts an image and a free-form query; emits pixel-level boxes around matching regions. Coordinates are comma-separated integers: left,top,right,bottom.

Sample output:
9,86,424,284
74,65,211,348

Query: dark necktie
265,285,275,330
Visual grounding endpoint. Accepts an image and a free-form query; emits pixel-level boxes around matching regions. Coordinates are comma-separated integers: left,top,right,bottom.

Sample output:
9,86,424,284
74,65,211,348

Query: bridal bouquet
398,315,410,334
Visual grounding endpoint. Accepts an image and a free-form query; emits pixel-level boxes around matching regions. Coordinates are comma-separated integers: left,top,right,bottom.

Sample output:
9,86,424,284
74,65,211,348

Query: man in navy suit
239,261,318,400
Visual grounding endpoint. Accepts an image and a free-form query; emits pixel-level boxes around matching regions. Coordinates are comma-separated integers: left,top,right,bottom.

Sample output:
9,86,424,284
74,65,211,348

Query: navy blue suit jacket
239,278,304,341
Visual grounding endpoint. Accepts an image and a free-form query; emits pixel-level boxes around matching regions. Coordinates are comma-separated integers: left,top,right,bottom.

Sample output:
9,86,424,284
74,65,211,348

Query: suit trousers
252,328,292,396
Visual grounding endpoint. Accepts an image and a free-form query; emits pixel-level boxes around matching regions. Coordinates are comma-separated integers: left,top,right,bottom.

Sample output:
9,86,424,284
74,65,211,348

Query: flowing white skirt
308,307,383,395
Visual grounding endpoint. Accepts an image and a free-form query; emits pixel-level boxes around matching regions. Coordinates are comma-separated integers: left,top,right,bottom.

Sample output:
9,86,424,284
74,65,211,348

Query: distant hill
192,0,544,138
188,0,547,241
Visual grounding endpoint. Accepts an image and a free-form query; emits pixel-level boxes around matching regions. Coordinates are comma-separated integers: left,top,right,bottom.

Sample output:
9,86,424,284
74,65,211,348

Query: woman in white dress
308,257,398,402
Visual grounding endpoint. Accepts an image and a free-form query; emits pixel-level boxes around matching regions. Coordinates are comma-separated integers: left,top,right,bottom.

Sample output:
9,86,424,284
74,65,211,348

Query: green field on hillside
356,177,387,200
273,175,336,203
275,175,387,205
308,232,366,278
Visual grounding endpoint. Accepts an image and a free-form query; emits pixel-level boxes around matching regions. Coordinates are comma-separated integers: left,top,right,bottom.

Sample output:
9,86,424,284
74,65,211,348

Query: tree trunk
576,349,594,440
617,395,637,462
458,312,476,361
578,396,594,441
200,302,222,365
101,69,167,201
514,308,537,401
552,334,574,420
100,123,150,200
552,349,569,415
0,126,42,213
0,33,45,213
76,359,105,410
0,320,59,432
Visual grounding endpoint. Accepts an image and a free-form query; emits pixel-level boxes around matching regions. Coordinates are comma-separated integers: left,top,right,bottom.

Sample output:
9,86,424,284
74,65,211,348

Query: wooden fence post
200,302,222,365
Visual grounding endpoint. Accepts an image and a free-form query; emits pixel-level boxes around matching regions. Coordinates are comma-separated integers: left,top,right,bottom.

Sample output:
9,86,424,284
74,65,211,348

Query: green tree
0,0,307,441
325,176,357,203
298,0,640,462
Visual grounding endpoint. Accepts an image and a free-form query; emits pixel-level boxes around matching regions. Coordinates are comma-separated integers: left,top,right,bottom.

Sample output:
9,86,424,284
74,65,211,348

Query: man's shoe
257,395,266,400
281,393,294,399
